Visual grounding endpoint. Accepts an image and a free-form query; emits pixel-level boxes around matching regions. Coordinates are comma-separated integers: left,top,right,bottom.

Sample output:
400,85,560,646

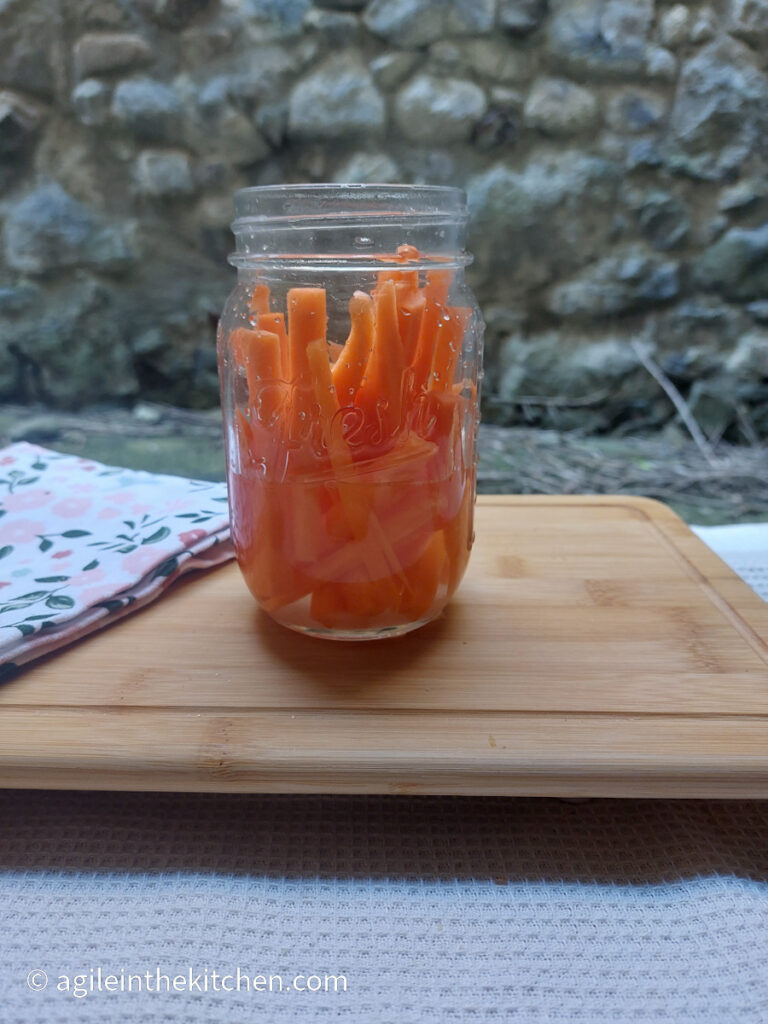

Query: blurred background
0,0,766,520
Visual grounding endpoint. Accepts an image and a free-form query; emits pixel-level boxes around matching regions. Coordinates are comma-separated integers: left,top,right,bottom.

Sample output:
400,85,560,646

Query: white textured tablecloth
1,524,767,1024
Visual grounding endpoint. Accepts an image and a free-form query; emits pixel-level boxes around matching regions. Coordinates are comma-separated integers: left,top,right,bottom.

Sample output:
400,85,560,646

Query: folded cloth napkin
0,442,233,672
692,523,768,601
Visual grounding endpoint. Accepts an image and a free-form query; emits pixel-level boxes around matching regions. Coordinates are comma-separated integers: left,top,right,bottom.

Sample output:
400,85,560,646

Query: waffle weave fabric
1,791,768,1023
0,525,766,1024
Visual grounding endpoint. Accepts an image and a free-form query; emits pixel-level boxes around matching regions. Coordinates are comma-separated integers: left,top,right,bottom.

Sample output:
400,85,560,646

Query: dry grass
479,426,768,525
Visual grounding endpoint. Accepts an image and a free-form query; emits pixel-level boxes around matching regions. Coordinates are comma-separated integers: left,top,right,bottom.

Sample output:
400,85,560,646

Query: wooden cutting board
1,496,766,798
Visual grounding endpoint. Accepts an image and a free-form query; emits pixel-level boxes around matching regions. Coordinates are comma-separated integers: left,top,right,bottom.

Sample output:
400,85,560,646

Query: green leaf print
141,526,171,545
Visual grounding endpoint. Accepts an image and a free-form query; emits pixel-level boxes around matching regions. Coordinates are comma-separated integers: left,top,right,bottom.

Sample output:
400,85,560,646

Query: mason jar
218,184,483,640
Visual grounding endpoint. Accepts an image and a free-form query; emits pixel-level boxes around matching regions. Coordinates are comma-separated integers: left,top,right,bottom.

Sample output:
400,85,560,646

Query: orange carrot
232,477,309,612
309,577,402,630
377,267,419,292
287,287,326,383
307,491,434,586
257,311,286,340
257,312,288,376
306,338,352,468
331,291,375,402
229,327,250,372
233,328,283,429
399,530,445,621
410,301,446,394
249,282,271,317
286,287,326,446
356,279,406,441
396,285,426,365
287,479,335,567
305,336,389,556
425,269,453,306
308,581,344,629
394,243,420,263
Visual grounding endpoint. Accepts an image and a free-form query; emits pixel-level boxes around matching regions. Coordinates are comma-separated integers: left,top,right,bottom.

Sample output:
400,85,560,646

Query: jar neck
229,183,471,271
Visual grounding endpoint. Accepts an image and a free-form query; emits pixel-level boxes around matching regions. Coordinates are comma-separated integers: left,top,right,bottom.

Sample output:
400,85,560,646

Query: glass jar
218,184,483,640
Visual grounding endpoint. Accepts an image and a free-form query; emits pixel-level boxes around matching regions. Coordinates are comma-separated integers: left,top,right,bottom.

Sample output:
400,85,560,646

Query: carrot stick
257,312,288,377
425,269,453,306
229,327,250,373
399,530,445,621
375,248,423,355
376,243,420,285
309,581,345,629
410,301,445,394
232,476,310,611
377,267,420,292
287,287,326,445
306,337,373,544
287,479,332,566
308,494,434,584
249,282,271,317
309,577,402,630
233,328,283,429
257,311,286,340
396,285,426,365
288,287,326,383
243,329,280,382
356,279,406,440
306,339,352,468
331,291,374,402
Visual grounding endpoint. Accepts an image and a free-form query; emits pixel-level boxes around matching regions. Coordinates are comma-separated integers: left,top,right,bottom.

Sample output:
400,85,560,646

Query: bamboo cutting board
0,496,766,798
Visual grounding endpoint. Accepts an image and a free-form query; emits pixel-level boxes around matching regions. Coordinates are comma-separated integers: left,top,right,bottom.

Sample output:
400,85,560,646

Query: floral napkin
0,442,233,673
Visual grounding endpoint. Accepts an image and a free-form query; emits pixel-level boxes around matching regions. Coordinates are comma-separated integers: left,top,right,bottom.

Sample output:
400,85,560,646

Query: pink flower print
66,567,106,587
97,507,122,520
0,519,45,544
50,496,91,519
121,547,166,576
163,497,191,512
131,504,152,514
3,488,52,512
0,582,9,589
0,455,15,466
178,528,206,548
52,549,73,560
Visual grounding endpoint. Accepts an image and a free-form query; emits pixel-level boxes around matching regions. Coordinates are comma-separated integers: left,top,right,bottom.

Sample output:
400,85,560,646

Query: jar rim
230,183,470,268
232,182,468,227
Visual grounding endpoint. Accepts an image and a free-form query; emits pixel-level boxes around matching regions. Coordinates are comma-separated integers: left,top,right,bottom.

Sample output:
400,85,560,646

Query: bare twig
736,402,761,448
630,341,718,467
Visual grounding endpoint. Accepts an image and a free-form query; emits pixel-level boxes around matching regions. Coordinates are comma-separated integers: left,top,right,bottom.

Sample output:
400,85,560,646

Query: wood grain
1,496,766,797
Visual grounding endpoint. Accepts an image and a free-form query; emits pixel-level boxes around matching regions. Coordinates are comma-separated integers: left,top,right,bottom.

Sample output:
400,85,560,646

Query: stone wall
1,0,768,440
